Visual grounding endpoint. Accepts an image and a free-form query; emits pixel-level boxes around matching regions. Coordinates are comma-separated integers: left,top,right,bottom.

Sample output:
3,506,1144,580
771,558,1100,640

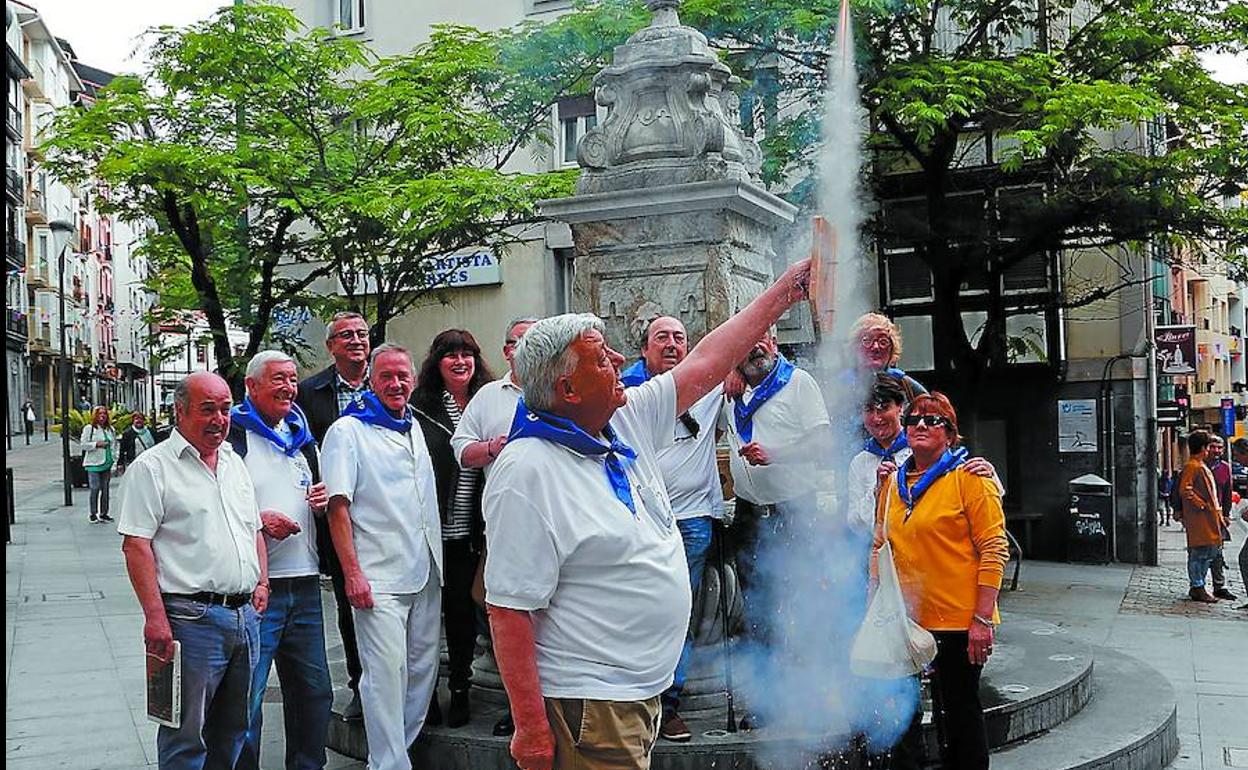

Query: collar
335,366,369,391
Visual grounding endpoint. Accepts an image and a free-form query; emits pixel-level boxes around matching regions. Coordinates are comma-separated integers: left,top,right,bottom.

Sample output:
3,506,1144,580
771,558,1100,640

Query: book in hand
146,641,182,728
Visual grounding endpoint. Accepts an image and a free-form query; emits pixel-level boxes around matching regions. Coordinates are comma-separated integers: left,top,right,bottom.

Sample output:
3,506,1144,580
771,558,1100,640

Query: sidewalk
6,448,1245,769
4,443,363,770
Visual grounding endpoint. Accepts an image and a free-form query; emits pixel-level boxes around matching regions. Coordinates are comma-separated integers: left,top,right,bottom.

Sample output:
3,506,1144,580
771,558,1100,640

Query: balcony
21,61,48,102
25,188,47,225
5,168,21,202
6,102,19,139
7,309,28,342
6,235,24,268
27,315,52,351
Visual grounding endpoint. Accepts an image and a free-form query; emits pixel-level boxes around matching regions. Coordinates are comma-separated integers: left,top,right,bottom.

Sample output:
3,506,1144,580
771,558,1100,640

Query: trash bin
1068,473,1112,563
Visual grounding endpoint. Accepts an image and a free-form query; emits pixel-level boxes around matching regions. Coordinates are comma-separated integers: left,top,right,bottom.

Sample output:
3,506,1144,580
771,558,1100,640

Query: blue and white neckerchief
342,390,412,434
619,358,652,387
897,446,968,519
864,432,908,460
732,355,796,443
230,398,316,457
507,398,638,515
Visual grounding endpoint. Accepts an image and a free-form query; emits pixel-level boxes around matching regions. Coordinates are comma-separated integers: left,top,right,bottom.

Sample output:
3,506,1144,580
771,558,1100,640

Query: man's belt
164,591,253,609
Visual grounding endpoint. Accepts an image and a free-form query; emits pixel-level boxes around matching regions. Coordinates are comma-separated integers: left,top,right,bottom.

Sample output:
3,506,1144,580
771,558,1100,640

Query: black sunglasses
903,414,952,429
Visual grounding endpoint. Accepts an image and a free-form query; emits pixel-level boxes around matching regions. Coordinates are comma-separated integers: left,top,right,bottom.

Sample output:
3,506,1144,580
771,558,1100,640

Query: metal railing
6,235,24,266
6,310,28,339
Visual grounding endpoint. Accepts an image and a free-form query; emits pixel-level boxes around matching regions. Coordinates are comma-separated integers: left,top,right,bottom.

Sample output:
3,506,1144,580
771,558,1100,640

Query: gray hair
245,350,295,380
513,313,604,412
326,311,367,341
505,316,540,340
370,341,412,369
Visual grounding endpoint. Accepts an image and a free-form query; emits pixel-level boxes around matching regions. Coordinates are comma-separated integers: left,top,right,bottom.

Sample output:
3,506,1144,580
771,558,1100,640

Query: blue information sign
1221,397,1235,438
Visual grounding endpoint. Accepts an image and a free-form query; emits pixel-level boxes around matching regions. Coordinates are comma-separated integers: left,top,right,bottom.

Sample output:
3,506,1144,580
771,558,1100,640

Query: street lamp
49,219,76,507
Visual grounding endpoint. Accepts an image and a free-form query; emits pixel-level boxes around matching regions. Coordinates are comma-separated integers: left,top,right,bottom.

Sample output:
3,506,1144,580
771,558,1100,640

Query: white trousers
352,580,442,770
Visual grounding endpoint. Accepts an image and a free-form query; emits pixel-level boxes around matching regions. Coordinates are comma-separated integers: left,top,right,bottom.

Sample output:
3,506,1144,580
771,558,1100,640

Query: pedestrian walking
80,405,118,523
117,371,267,770
22,400,36,440
1159,469,1174,525
1204,436,1238,600
1179,429,1228,603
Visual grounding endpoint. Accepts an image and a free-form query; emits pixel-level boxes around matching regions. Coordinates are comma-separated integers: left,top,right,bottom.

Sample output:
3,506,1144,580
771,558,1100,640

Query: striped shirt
442,391,480,540
334,369,369,417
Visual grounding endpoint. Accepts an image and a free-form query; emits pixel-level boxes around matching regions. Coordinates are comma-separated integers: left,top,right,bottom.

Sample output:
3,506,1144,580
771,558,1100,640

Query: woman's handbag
850,476,937,679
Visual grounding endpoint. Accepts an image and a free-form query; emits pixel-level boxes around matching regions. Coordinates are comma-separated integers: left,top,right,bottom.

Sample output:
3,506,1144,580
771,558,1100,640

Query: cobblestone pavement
1121,522,1247,622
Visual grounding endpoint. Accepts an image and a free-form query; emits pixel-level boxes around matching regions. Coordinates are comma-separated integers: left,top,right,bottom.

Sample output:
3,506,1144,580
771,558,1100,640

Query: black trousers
328,569,363,692
443,537,481,693
889,631,990,770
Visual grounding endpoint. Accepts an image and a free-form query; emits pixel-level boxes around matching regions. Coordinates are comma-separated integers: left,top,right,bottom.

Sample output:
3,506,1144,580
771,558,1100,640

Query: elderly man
230,351,333,770
449,315,536,737
484,260,811,770
296,310,371,718
118,372,267,770
321,343,444,770
619,316,725,743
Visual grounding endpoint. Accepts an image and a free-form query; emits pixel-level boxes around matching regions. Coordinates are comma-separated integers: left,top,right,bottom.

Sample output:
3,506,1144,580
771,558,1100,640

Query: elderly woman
80,405,118,523
850,312,927,403
873,393,1009,770
411,329,495,728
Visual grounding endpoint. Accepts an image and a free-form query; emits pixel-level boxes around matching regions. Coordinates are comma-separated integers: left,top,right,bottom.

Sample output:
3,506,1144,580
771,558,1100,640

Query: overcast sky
18,0,1247,82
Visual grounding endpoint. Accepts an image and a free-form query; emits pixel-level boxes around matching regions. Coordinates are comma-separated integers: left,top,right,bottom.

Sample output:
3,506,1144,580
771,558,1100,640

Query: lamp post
49,219,76,507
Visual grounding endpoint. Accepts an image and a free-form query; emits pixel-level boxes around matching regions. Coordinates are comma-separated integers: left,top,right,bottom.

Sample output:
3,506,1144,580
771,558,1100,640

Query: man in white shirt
321,343,444,770
449,315,536,738
118,372,268,770
485,258,812,770
230,351,333,770
452,316,536,473
719,330,829,722
619,316,724,743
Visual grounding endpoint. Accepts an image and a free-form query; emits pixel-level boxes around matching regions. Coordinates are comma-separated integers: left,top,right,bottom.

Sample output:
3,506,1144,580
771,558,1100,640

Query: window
335,0,365,33
557,95,597,167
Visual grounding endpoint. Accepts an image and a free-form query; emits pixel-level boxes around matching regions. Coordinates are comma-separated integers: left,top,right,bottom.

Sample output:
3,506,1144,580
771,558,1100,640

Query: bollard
5,467,13,544
44,417,49,441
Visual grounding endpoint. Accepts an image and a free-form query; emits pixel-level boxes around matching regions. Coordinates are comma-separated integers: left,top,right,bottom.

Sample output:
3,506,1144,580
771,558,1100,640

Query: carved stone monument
541,0,797,353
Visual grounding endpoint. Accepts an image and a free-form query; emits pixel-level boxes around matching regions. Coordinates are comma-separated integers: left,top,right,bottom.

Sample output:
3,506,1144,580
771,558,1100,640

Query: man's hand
306,482,329,514
780,258,813,305
723,370,746,400
261,510,301,540
739,441,771,466
144,612,176,662
964,457,996,478
511,718,556,770
487,435,508,461
252,582,270,613
345,570,374,609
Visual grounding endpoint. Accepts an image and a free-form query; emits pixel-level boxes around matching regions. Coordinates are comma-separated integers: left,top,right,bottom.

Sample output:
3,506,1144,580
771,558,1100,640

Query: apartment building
5,2,30,430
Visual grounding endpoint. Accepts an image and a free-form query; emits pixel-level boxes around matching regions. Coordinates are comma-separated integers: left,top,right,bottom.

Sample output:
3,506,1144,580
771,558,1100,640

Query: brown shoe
1189,587,1218,603
660,711,693,742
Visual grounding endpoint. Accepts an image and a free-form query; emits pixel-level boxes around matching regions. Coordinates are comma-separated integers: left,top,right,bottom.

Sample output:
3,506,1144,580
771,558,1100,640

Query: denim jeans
661,516,714,714
1187,545,1221,589
237,576,333,770
87,469,112,515
157,595,259,770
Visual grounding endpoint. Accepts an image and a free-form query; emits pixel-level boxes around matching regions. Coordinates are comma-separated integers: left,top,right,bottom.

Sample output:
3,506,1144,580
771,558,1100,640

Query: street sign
1157,403,1184,426
1155,325,1197,375
1221,397,1235,437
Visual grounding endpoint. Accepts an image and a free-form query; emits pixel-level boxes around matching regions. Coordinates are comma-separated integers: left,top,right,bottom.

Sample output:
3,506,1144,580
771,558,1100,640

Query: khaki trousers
545,696,661,770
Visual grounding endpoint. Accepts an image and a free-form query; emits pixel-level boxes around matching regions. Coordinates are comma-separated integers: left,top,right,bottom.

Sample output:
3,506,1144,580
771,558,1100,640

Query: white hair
513,313,604,412
505,316,539,340
245,350,295,380
370,341,412,369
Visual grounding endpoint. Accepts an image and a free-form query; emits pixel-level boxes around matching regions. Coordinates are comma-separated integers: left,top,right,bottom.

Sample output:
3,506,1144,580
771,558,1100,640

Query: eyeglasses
903,414,952,429
859,335,892,350
331,329,370,341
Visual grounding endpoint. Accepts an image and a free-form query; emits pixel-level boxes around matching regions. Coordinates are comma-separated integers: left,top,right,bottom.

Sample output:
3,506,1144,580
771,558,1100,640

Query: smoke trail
734,3,918,766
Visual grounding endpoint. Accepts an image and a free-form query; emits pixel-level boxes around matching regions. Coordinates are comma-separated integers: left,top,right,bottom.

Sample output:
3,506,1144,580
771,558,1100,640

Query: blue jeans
157,595,259,770
87,469,112,515
237,576,333,770
1187,545,1221,589
661,516,713,714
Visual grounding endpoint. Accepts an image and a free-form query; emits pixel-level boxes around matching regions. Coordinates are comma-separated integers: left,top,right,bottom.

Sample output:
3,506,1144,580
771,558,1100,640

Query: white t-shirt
720,367,831,505
321,416,443,594
242,426,319,579
118,430,262,595
483,372,691,701
647,383,725,521
846,443,913,534
450,375,523,477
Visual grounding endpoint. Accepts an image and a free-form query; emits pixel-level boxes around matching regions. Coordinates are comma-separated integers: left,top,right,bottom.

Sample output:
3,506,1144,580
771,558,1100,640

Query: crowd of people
109,255,1239,770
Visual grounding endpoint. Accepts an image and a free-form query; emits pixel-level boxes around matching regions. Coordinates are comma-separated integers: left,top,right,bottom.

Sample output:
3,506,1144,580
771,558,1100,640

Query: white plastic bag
851,479,937,679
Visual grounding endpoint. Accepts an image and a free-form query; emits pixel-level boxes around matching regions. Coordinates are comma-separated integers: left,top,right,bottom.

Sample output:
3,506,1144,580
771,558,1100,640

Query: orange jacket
1178,457,1223,548
873,467,1009,631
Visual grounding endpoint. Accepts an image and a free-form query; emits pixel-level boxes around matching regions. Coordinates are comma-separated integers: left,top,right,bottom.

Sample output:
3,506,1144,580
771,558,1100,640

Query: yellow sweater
873,467,1010,631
